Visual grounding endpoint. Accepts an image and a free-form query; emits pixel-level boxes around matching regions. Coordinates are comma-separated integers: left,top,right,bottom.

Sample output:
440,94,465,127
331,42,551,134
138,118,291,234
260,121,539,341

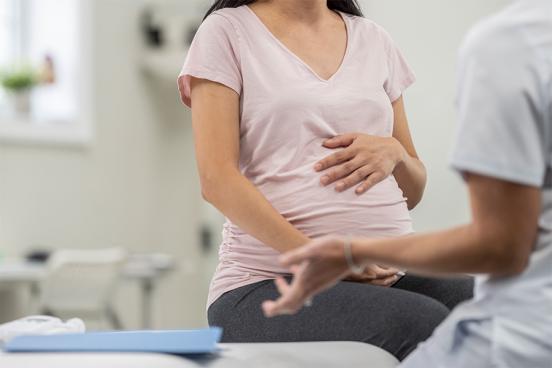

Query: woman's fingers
320,158,368,187
355,171,386,194
372,265,400,278
322,133,358,149
334,166,373,192
347,265,402,283
369,274,400,287
317,159,389,194
315,147,356,173
368,263,403,286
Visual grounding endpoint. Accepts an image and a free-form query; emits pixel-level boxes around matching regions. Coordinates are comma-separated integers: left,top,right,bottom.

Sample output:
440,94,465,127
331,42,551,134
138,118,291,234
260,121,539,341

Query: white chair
38,248,127,330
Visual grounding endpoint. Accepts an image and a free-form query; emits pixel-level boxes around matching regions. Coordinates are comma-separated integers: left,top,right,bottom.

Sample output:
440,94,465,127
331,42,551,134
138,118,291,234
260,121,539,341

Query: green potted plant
1,67,38,115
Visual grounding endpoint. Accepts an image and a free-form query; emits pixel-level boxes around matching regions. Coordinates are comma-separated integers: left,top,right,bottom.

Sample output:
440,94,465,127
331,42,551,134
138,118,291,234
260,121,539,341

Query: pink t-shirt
178,6,416,307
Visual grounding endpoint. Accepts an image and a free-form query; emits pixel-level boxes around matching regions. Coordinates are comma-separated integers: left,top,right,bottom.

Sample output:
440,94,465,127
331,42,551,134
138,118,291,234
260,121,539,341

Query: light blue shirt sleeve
450,19,549,187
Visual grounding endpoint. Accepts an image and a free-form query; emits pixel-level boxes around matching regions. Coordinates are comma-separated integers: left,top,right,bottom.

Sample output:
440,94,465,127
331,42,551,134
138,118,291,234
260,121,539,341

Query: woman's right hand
315,133,406,194
345,264,402,287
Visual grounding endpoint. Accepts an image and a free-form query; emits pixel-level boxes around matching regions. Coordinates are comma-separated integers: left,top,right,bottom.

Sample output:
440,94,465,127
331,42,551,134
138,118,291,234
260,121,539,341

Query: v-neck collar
244,5,351,83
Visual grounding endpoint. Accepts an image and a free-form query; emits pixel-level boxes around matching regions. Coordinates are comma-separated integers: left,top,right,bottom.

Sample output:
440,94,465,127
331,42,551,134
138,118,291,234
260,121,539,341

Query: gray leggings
208,274,474,361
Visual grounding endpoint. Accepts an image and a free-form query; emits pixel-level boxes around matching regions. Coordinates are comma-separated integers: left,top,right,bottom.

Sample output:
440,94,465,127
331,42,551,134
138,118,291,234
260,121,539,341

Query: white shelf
0,117,92,147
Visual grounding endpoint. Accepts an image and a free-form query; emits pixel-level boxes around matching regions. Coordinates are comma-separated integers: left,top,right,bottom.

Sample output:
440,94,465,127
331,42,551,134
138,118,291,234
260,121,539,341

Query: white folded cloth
0,315,85,346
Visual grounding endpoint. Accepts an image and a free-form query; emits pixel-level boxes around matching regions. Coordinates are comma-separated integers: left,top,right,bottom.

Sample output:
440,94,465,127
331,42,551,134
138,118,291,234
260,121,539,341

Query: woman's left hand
262,236,353,317
345,264,402,287
315,133,406,194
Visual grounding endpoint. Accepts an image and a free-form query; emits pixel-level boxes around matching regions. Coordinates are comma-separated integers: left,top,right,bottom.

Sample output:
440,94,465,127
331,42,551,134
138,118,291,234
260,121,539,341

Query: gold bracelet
344,235,364,274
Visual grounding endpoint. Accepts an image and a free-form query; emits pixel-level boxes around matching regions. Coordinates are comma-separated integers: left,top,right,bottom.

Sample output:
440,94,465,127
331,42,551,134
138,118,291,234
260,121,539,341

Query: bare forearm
393,152,426,210
390,97,426,209
353,224,522,277
357,174,541,278
203,169,309,252
191,79,309,253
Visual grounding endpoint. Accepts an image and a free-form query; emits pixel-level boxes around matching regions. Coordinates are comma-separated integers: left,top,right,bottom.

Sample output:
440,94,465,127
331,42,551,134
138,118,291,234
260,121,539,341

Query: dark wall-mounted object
141,7,164,48
25,248,52,263
200,224,213,253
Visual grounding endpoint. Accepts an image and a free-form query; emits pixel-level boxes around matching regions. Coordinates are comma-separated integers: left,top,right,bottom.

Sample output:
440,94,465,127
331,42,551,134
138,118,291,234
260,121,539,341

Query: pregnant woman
178,0,472,361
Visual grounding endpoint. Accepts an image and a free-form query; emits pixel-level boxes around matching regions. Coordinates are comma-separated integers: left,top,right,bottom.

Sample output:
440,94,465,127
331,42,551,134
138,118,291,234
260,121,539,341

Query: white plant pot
7,90,32,116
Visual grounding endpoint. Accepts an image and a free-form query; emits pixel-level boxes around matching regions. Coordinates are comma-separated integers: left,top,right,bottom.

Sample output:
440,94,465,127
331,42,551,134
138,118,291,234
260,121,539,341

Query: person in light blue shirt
261,1,552,367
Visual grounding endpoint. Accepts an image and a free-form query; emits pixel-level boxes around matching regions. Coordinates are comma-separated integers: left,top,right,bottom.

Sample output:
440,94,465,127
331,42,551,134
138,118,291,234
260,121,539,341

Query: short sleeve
177,13,242,108
450,22,548,187
379,28,416,102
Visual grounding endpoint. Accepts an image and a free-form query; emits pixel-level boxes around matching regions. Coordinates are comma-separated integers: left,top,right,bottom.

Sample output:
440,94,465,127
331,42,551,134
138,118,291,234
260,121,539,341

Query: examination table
0,341,399,367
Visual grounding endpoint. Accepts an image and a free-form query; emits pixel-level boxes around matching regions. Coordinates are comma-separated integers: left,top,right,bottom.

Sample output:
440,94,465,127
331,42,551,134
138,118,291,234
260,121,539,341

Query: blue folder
4,327,222,355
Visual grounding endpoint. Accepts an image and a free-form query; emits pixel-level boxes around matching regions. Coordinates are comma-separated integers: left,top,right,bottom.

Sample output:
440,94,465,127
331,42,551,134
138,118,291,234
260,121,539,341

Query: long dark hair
204,0,363,20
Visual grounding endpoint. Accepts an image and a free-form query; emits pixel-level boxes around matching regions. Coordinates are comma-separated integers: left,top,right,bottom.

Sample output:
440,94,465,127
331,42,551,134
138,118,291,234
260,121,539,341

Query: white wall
0,0,511,328
361,0,510,231
0,0,218,328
